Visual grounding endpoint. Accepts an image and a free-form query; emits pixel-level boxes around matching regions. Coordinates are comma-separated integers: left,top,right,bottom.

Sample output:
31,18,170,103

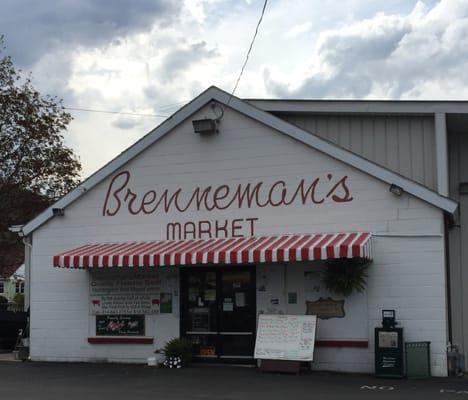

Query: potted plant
161,337,193,368
322,258,370,297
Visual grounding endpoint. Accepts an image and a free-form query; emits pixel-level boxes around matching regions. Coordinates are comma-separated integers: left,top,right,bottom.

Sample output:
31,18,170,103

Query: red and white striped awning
53,232,372,268
53,232,372,269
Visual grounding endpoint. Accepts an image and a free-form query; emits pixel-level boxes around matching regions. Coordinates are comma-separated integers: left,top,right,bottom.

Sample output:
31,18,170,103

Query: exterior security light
192,118,218,135
389,184,403,196
52,208,65,216
8,225,24,233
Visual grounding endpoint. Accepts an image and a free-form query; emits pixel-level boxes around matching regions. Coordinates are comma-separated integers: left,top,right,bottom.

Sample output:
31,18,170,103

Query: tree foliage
0,38,81,197
0,36,81,270
14,293,24,307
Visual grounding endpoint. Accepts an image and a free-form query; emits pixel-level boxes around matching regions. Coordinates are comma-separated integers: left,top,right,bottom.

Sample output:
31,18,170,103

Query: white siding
277,114,437,190
30,105,447,375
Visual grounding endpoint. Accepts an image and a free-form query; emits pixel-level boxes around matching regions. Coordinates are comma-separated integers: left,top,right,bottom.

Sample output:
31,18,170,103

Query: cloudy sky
2,0,467,178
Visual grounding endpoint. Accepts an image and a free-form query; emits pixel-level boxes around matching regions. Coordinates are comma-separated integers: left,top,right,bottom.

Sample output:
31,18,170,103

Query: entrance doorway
180,267,256,363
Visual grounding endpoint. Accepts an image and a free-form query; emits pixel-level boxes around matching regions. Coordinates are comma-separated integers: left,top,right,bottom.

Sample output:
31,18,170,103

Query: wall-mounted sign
90,271,161,315
378,331,398,348
160,293,172,314
96,315,145,336
306,297,345,319
102,170,354,240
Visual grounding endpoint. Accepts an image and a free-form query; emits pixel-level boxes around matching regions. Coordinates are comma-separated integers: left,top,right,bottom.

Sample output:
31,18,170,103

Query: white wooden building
17,87,468,376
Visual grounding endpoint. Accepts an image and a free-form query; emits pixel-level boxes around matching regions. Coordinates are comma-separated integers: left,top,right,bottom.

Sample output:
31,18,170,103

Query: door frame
179,265,257,363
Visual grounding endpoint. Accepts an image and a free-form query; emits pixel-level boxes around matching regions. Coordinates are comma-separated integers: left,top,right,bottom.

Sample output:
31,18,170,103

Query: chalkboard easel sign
254,314,317,373
96,315,145,336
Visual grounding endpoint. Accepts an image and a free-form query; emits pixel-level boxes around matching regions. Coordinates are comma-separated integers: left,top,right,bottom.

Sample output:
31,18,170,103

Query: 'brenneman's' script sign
102,170,354,240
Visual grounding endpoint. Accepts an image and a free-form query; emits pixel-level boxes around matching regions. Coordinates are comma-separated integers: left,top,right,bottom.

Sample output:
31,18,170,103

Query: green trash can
405,341,431,378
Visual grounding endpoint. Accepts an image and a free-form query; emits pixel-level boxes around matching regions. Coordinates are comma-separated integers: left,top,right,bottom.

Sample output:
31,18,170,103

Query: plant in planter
322,258,370,297
161,337,193,368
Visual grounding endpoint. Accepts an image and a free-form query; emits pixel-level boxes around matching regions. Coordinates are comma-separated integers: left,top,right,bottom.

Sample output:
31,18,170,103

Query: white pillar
435,113,449,197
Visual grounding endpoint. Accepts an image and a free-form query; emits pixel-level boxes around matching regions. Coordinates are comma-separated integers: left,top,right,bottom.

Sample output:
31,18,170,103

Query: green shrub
322,258,370,297
0,295,7,304
162,337,193,367
14,293,24,307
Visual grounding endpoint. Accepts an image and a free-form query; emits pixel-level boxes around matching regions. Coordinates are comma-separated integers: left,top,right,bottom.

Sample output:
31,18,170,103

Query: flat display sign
254,314,317,361
90,271,161,315
96,315,145,336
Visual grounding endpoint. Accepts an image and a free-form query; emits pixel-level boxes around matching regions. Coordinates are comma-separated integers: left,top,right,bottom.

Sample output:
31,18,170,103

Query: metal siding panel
410,118,425,184
315,116,330,141
457,134,468,360
328,116,339,144
397,118,412,178
350,117,363,154
448,131,468,366
385,117,399,172
373,117,387,167
339,117,352,149
274,113,436,190
362,118,374,160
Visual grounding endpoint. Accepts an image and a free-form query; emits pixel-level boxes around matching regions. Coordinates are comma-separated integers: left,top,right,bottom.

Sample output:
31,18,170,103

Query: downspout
23,235,32,312
444,214,453,345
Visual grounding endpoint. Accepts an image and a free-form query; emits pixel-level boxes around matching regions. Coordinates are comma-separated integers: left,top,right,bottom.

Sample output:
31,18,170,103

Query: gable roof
20,86,457,236
0,263,23,279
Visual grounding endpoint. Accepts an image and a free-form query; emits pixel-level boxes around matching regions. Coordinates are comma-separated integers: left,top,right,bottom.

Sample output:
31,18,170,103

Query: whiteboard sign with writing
254,314,317,361
90,271,162,315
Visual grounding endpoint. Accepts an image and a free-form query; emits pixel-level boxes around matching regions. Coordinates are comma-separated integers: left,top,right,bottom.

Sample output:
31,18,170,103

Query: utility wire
62,2,269,120
227,0,268,105
64,106,169,118
157,101,189,111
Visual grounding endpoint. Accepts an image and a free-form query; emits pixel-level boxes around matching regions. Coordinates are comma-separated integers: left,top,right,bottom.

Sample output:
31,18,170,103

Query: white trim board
20,86,458,236
246,99,468,115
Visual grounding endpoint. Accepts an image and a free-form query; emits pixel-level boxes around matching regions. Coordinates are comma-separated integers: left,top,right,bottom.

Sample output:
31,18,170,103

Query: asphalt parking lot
1,359,467,400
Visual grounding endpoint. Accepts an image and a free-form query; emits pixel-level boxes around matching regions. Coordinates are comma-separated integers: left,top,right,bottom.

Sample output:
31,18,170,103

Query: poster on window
96,315,145,336
90,271,161,315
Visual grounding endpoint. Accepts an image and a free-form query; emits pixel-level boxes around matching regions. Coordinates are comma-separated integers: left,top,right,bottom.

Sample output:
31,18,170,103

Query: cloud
159,41,218,82
4,0,466,179
112,116,144,130
285,22,313,38
264,0,468,99
0,0,182,68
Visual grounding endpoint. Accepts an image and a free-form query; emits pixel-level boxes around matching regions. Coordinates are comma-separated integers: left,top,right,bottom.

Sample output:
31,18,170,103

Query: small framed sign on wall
96,315,145,336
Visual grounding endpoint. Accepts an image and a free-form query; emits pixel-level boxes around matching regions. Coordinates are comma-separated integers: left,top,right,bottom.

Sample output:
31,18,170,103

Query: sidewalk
0,351,18,362
0,360,466,400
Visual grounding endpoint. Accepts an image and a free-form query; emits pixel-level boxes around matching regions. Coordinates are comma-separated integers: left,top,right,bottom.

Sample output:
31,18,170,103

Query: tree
14,293,25,308
0,36,81,271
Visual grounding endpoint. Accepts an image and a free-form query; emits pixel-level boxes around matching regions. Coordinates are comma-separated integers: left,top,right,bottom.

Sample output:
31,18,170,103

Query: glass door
180,267,256,363
218,270,256,361
182,270,219,360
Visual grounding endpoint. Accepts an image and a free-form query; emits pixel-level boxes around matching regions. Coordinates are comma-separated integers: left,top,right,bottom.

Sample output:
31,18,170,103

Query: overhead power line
63,106,169,118
228,0,269,105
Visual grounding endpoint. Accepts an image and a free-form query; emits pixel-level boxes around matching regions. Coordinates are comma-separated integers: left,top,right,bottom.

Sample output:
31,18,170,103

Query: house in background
0,264,25,304
0,263,27,350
